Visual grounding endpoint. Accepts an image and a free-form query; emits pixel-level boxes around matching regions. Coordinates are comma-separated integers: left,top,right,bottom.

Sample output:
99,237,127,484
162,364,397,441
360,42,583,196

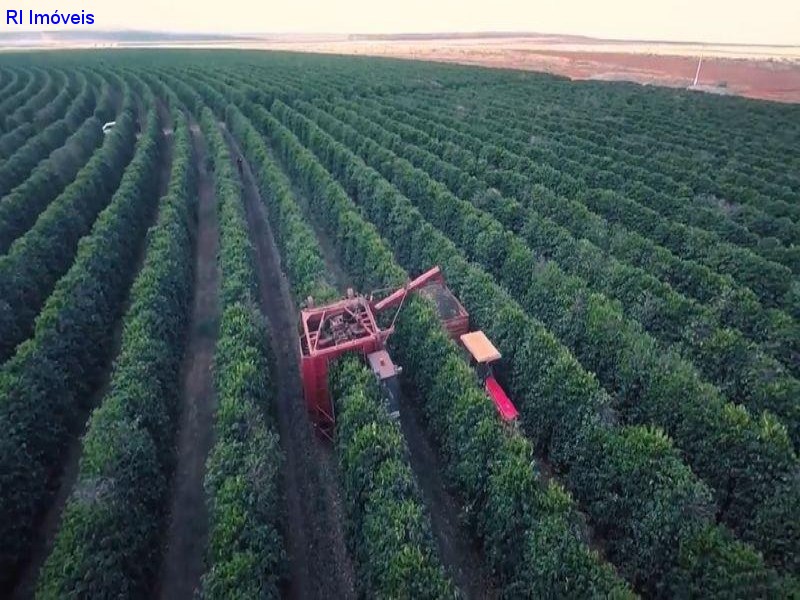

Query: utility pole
692,56,703,87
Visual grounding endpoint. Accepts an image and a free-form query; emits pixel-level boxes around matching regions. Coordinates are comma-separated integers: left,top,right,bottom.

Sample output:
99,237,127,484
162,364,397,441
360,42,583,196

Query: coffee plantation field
0,50,798,599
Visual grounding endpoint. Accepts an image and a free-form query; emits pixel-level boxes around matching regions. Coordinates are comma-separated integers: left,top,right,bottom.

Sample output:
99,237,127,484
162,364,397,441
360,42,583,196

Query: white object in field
692,57,703,87
102,121,116,134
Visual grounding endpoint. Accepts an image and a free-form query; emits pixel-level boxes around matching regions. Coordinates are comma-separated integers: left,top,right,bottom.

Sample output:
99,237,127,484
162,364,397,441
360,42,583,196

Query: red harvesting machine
298,266,519,438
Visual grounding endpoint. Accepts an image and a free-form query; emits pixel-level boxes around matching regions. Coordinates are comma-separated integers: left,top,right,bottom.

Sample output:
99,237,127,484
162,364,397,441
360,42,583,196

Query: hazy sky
29,0,800,45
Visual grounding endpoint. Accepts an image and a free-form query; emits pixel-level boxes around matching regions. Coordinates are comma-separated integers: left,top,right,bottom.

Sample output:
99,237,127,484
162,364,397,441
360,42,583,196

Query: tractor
297,266,518,439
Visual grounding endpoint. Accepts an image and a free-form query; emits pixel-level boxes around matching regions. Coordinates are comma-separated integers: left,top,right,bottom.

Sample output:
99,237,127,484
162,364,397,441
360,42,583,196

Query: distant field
3,32,799,101
0,50,798,599
254,34,800,103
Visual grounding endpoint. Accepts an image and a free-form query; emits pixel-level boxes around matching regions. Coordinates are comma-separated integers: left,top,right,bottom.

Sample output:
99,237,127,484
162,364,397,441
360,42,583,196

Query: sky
21,0,800,45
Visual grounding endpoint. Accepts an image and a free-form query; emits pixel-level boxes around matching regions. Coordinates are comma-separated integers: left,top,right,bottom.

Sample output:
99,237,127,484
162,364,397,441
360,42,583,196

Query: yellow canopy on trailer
460,331,501,364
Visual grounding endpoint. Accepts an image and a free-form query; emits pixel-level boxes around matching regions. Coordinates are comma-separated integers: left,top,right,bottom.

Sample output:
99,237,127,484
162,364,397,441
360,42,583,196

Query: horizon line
0,29,798,49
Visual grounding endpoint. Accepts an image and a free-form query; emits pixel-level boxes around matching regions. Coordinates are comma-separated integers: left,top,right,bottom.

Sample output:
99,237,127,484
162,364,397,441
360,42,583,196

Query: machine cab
367,350,401,419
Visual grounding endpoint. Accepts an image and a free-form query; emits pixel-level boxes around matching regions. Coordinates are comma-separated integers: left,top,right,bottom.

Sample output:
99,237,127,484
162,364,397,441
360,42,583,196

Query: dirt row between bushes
225,121,497,599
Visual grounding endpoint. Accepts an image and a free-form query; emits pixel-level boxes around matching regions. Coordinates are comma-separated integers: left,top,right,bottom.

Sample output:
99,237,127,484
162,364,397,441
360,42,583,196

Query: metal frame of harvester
298,266,518,439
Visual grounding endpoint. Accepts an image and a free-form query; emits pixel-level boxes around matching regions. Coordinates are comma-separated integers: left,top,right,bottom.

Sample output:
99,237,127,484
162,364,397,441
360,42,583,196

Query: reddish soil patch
157,118,220,600
396,48,800,102
534,50,800,102
261,36,800,103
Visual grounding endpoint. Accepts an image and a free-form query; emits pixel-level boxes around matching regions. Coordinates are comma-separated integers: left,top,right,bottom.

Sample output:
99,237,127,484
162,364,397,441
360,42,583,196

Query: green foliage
0,100,163,594
279,97,798,577
36,106,190,598
247,103,406,293
0,51,796,596
203,303,284,600
318,97,800,445
248,97,632,596
0,72,94,197
394,300,635,597
0,70,76,156
330,355,454,598
0,66,29,105
0,67,44,134
268,98,786,592
198,106,285,599
225,104,337,305
397,85,800,291
0,83,134,361
204,108,259,307
365,98,800,377
0,75,108,253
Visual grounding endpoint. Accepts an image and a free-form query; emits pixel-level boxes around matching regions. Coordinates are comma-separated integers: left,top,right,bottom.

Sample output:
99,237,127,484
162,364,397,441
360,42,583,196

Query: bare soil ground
275,162,353,294
531,49,800,102
223,124,357,600
157,119,220,600
398,382,498,599
302,212,353,292
10,106,176,600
